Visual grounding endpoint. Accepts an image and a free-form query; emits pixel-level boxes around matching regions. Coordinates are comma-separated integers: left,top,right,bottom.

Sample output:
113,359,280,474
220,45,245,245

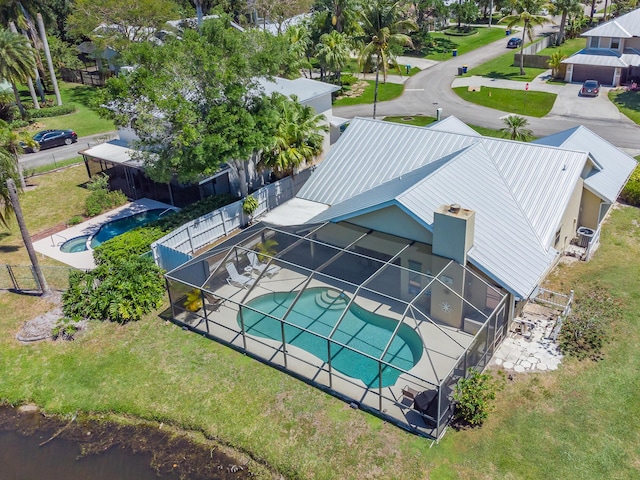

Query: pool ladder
51,233,67,247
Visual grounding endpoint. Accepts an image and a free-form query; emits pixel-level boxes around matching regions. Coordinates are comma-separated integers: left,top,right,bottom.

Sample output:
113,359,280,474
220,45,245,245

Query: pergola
165,222,508,437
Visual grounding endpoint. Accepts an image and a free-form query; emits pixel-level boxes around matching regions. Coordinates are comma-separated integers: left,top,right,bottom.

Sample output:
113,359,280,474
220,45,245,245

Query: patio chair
203,291,222,311
225,262,256,289
247,251,281,277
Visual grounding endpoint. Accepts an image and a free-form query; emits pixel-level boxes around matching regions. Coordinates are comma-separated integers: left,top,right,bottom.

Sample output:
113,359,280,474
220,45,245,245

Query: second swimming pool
239,287,423,387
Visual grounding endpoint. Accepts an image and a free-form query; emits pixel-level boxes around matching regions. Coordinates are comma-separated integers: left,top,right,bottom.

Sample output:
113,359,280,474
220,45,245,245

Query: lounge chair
247,251,281,277
225,262,256,289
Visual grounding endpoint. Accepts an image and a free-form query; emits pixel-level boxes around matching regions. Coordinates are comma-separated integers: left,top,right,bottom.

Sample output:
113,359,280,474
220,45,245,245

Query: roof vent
448,204,461,214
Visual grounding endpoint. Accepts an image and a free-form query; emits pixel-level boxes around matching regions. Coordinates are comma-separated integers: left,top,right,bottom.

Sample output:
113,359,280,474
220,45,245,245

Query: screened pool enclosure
165,222,508,438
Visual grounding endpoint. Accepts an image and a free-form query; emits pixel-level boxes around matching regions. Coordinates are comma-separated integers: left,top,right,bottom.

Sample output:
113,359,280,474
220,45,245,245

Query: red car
580,80,600,97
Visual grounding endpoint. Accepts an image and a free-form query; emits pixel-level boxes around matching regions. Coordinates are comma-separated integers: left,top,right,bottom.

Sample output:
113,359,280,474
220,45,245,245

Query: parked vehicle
580,80,600,97
507,37,522,48
24,129,78,153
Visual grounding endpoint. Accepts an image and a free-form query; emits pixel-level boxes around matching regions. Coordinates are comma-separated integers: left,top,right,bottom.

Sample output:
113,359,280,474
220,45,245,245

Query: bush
340,74,358,87
52,316,83,341
66,215,84,226
26,104,76,119
148,193,237,231
454,369,499,427
94,226,168,266
62,256,165,323
620,164,640,207
242,195,258,215
9,119,30,129
559,284,621,361
85,174,128,216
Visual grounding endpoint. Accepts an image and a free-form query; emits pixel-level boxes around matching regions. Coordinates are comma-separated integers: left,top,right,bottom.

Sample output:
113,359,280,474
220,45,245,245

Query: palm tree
0,119,35,189
500,115,533,141
261,94,328,178
550,0,583,45
356,0,416,119
0,28,36,119
0,123,21,227
500,0,554,75
547,50,567,78
316,30,350,83
285,24,312,78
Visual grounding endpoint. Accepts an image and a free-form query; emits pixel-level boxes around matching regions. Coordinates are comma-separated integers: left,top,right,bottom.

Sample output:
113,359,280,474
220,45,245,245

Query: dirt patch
31,222,74,242
0,406,260,479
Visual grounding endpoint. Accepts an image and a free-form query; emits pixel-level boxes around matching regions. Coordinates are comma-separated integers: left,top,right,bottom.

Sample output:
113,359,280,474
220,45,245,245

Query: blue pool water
60,209,167,253
239,287,423,387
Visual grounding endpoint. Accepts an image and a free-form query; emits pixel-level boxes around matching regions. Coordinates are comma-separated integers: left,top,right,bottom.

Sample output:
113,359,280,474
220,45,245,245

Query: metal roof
582,8,640,38
534,126,638,203
79,140,145,168
561,49,627,67
426,116,480,136
300,117,594,299
257,77,340,105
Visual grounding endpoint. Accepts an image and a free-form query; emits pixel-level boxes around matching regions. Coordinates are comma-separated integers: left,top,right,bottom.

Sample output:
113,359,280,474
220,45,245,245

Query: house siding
579,189,603,230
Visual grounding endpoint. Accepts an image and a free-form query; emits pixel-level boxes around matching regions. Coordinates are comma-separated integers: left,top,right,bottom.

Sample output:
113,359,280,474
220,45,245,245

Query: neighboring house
163,116,635,437
562,8,640,85
79,77,341,206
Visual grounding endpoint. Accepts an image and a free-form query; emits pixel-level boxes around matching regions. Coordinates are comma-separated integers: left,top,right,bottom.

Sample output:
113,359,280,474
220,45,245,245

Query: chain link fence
0,265,78,292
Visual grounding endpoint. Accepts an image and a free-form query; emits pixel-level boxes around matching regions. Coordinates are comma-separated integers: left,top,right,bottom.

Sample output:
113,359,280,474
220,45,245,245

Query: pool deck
33,198,175,270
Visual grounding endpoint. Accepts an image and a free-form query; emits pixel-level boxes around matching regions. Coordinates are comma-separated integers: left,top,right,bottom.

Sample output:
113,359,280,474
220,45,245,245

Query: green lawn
20,82,115,137
333,80,404,106
453,86,556,117
609,89,640,124
2,168,640,479
382,116,534,139
537,37,586,57
422,27,509,60
29,155,84,175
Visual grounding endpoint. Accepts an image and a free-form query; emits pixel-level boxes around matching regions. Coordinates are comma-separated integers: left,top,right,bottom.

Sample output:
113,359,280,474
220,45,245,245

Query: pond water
0,407,252,480
0,430,176,480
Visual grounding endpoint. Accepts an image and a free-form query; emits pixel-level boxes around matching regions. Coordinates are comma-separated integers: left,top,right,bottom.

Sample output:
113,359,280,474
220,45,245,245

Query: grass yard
20,82,115,137
1,169,640,479
382,116,530,139
453,86,556,117
466,49,548,82
333,80,404,107
609,89,640,124
537,37,586,57
421,27,508,60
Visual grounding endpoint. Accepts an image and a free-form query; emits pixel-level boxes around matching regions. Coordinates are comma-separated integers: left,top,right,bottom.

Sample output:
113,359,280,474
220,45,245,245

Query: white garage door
572,65,615,85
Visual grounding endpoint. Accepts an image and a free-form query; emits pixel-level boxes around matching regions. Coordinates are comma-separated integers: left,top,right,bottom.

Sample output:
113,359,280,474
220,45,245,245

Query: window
590,37,600,48
554,228,562,247
610,38,620,49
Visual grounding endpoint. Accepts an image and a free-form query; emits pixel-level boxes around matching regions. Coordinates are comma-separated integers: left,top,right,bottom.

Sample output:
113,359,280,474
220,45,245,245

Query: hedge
27,104,76,118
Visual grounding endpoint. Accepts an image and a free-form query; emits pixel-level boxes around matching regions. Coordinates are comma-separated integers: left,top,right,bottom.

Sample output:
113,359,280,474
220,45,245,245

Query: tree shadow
484,70,530,80
613,91,640,110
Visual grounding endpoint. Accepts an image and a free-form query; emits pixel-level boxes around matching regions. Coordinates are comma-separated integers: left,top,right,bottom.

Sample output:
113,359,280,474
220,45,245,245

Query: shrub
94,226,168,266
66,215,84,226
620,164,640,207
340,74,358,86
85,174,128,216
147,193,237,231
9,119,30,129
62,256,165,323
453,369,499,427
559,284,621,361
26,104,76,119
52,316,83,341
242,195,258,217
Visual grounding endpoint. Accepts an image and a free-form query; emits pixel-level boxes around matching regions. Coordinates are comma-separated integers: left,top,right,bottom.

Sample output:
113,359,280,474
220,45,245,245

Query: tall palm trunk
557,10,568,45
37,13,62,106
6,179,50,296
519,25,526,75
10,82,27,119
373,54,380,119
9,21,39,109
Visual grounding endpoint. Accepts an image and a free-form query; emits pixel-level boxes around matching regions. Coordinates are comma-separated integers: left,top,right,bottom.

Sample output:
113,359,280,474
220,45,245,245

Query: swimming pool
239,287,423,387
59,209,168,253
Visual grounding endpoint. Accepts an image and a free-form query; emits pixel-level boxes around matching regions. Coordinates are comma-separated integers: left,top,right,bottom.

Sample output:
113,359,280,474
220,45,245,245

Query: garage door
572,65,614,85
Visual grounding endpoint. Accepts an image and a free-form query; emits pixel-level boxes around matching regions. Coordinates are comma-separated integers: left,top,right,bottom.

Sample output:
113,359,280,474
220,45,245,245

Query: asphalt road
19,131,117,170
334,26,640,150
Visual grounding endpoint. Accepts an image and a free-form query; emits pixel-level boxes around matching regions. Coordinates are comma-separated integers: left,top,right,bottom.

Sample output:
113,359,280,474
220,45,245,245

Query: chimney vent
448,204,461,214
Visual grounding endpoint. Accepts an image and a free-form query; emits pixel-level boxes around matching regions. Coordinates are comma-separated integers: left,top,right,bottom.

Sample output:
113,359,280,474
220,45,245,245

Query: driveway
547,84,625,120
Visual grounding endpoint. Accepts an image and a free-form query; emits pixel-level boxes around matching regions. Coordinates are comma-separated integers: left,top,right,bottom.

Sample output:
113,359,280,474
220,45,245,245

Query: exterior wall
579,188,603,230
625,37,640,50
346,206,434,244
554,178,583,251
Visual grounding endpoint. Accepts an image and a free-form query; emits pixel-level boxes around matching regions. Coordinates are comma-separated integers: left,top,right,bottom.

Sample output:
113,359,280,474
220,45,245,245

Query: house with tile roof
562,8,640,85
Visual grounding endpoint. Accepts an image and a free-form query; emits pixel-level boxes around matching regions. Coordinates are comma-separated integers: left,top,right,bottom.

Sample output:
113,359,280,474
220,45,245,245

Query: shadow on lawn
613,90,640,110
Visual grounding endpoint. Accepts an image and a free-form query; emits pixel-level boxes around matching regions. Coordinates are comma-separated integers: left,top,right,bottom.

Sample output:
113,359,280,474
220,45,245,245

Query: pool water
239,287,423,387
60,209,167,253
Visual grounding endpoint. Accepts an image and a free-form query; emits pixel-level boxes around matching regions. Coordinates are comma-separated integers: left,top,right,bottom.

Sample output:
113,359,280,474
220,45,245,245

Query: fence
152,169,313,271
0,264,79,292
60,68,113,86
513,32,559,69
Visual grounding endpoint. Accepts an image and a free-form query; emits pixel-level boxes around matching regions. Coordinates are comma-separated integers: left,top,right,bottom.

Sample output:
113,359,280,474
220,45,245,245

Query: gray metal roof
561,49,627,67
534,126,637,203
300,117,594,299
582,8,640,38
426,116,480,136
79,139,145,168
257,77,340,105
